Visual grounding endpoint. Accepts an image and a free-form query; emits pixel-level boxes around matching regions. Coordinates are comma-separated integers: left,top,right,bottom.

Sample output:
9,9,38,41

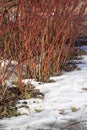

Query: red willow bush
0,0,87,94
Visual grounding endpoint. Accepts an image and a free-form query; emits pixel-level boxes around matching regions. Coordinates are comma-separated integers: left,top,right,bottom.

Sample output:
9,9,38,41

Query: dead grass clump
0,83,44,118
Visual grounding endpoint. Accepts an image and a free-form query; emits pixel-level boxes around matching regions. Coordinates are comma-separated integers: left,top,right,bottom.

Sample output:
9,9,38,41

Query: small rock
33,101,36,103
22,101,27,104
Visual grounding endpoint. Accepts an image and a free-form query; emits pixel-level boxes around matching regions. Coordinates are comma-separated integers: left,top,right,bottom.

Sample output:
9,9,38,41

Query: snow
0,46,87,130
0,60,18,68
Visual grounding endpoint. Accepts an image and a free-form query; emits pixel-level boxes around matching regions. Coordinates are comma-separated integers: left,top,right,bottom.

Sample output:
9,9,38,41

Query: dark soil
61,47,87,73
75,37,87,46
